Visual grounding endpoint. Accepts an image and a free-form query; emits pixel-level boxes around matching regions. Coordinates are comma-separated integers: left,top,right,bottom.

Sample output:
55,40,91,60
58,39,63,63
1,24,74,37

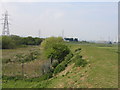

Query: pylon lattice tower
2,11,10,36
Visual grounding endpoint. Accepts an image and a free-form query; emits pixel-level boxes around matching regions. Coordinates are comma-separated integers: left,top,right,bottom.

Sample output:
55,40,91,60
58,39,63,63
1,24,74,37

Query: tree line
1,35,44,49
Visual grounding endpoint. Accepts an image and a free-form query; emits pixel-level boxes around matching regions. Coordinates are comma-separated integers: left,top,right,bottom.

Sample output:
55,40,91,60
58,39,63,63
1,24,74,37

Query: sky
0,1,118,41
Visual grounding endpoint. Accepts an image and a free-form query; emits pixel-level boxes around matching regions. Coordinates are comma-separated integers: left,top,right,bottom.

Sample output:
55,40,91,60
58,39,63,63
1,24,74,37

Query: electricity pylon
2,11,10,36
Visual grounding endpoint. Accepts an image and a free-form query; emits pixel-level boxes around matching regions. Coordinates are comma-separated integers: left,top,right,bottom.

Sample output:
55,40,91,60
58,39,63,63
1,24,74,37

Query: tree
10,35,22,45
41,37,63,49
34,37,43,45
21,36,43,45
2,35,43,49
41,37,70,63
2,36,16,49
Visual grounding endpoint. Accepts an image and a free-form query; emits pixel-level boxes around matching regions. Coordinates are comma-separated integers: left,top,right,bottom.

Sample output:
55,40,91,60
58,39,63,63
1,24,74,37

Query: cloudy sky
0,1,118,41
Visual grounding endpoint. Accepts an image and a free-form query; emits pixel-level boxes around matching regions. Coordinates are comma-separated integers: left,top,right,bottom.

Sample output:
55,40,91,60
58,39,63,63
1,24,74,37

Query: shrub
10,35,22,45
2,36,16,49
2,58,11,63
52,60,59,68
75,48,81,52
53,59,69,74
64,52,73,63
46,43,70,62
53,52,73,74
41,37,64,49
53,62,66,74
41,37,70,63
74,55,87,67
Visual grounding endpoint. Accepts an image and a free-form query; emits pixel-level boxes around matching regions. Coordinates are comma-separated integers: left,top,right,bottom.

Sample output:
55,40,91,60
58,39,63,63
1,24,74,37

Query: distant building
64,37,78,42
96,40,113,44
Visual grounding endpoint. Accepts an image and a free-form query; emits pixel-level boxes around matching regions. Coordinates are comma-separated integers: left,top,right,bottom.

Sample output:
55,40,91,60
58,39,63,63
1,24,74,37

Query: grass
2,43,118,88
79,44,118,88
2,46,47,78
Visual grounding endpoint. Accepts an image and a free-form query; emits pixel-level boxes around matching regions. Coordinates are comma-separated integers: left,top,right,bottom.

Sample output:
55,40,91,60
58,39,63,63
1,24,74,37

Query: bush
41,37,70,63
64,52,73,63
53,52,73,74
10,35,22,45
74,55,87,67
2,36,16,49
41,37,64,49
52,60,59,68
75,48,81,52
2,58,11,63
53,62,66,74
21,36,43,45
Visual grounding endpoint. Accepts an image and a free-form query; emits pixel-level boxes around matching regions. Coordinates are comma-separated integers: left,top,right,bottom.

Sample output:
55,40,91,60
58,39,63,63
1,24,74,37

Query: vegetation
41,37,63,49
2,46,43,78
39,37,72,78
41,37,70,63
1,35,43,49
51,60,59,68
54,52,73,74
2,47,40,64
53,60,67,74
2,36,16,49
21,36,43,45
2,36,118,88
74,55,87,67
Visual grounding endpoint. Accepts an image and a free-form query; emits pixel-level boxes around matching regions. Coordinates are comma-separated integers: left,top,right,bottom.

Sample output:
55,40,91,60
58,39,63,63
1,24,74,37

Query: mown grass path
79,45,118,88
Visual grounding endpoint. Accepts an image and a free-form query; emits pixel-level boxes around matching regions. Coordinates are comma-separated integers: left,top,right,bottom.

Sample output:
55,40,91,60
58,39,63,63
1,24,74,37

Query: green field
2,43,118,88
